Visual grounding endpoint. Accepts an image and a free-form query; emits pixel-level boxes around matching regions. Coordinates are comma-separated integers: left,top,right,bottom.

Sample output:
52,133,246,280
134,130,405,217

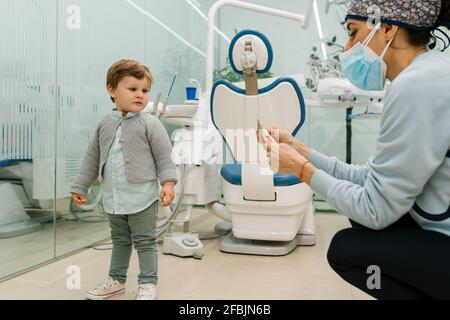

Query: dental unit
160,0,317,258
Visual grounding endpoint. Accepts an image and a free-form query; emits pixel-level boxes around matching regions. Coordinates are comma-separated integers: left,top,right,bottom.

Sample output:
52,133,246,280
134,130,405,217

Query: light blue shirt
101,111,159,215
310,51,450,236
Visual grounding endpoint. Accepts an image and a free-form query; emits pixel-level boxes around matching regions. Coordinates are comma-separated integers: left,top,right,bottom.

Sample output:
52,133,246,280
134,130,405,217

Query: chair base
220,232,299,256
0,183,59,239
297,233,316,246
0,220,41,239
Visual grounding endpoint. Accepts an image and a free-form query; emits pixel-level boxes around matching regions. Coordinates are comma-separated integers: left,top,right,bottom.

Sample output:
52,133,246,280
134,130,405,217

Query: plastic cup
186,87,197,100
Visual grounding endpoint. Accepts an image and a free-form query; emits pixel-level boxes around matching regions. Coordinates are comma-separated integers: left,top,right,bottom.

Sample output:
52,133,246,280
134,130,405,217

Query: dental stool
211,30,315,255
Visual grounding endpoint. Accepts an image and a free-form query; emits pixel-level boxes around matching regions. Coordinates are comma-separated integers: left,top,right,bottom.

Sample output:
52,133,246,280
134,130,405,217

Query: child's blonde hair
106,59,153,102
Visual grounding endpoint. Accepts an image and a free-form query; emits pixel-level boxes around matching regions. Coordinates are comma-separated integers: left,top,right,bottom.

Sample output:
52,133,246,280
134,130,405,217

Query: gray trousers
107,201,158,285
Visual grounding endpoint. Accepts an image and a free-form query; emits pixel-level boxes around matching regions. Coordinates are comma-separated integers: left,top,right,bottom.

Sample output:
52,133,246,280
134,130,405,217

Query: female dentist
266,0,450,299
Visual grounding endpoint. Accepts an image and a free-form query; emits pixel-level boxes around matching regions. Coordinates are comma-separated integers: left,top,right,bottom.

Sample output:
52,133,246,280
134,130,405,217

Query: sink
164,117,196,127
162,104,199,127
164,104,198,118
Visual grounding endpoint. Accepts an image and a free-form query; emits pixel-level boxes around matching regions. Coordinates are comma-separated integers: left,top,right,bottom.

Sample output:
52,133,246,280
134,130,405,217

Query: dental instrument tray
316,77,384,103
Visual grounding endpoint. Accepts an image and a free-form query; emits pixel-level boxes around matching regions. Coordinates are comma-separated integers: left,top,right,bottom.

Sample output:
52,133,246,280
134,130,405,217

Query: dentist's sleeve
309,82,445,230
309,149,369,186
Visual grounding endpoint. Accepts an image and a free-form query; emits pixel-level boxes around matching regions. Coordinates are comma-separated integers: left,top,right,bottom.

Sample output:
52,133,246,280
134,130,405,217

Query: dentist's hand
268,127,311,159
266,127,294,144
257,125,294,147
266,142,302,176
160,182,175,207
71,192,87,207
266,141,315,184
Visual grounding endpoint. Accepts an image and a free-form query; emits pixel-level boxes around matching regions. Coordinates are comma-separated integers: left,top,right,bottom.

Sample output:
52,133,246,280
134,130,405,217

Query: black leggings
327,214,450,300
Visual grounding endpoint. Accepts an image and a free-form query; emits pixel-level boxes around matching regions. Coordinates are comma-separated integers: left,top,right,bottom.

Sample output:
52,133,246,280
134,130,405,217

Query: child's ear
107,85,116,99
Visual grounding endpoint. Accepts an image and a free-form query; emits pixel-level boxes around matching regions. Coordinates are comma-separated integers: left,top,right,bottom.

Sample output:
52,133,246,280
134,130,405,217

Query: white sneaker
135,283,157,300
86,276,125,300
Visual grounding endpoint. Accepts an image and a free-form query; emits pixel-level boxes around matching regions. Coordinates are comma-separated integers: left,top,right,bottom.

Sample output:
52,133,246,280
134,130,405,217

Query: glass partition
0,0,203,281
0,0,57,279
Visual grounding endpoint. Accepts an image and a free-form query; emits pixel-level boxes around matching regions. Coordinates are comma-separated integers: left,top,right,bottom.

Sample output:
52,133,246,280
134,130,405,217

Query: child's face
108,76,151,113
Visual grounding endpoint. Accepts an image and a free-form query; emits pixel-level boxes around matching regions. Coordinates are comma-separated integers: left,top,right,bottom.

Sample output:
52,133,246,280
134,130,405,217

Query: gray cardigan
71,112,177,196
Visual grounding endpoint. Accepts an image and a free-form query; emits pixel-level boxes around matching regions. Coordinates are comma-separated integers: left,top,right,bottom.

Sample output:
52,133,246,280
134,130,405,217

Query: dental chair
210,30,315,255
0,108,60,238
0,159,57,238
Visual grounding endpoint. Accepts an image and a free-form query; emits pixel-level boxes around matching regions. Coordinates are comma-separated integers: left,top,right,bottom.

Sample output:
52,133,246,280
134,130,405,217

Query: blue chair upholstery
221,163,301,186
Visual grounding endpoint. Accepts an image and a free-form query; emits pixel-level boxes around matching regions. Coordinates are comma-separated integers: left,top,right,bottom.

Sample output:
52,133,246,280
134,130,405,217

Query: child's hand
71,192,87,207
160,182,175,207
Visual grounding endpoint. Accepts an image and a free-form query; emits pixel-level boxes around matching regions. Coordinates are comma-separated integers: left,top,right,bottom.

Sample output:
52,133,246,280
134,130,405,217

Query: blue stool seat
221,164,301,187
0,159,32,168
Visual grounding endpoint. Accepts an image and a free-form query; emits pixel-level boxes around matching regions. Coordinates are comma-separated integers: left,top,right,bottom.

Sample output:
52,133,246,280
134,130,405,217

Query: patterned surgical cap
346,0,442,30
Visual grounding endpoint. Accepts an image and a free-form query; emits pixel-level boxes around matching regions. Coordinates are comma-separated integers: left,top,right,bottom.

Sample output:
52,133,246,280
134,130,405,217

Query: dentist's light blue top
310,50,450,236
101,111,158,215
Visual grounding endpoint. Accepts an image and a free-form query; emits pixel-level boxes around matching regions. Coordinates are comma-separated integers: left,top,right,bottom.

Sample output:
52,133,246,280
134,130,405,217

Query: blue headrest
228,29,273,75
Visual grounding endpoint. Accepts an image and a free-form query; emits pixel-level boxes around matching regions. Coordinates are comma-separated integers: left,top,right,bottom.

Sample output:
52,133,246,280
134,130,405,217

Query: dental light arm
206,0,315,91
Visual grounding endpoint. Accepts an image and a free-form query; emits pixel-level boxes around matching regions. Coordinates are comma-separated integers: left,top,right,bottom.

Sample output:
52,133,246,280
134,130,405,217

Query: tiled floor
0,210,374,300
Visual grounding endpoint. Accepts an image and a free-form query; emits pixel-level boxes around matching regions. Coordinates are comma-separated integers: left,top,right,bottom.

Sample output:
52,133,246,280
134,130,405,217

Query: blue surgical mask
340,24,395,91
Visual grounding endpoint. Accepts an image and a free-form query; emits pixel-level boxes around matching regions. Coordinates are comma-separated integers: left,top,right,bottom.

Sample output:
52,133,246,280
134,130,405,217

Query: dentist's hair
406,0,450,51
106,59,153,102
438,0,450,25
